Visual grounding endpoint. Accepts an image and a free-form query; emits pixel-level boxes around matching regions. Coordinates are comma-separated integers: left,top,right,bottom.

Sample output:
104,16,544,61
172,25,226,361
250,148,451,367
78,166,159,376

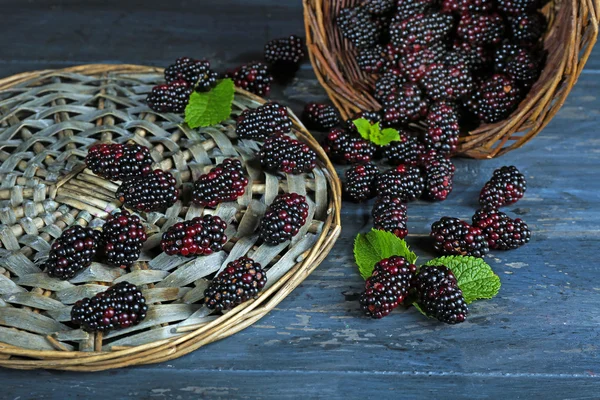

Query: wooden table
2,1,600,398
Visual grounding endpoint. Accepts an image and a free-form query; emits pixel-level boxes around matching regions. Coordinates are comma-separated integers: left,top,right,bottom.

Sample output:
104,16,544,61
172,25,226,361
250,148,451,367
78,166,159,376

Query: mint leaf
425,256,501,303
370,127,400,146
185,79,235,128
353,229,418,280
352,118,372,140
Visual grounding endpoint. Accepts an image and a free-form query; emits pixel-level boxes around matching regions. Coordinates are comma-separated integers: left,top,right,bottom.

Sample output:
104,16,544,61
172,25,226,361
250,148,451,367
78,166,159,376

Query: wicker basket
304,0,600,158
0,64,341,371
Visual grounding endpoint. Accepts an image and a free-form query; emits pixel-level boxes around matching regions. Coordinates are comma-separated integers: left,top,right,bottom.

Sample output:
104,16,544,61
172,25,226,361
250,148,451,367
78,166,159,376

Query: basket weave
304,0,600,158
0,64,341,371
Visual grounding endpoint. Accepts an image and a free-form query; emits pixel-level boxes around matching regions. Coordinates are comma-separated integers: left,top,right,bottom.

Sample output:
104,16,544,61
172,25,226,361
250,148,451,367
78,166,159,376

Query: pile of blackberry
86,143,153,181
160,215,228,257
192,158,249,208
116,169,179,213
259,133,317,175
336,0,547,128
102,210,147,269
259,193,309,245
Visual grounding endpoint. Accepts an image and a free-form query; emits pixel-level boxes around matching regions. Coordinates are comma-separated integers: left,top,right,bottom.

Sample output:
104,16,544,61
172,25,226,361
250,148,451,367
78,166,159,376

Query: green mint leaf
185,79,234,129
353,229,418,280
370,127,400,146
425,256,501,303
352,118,373,140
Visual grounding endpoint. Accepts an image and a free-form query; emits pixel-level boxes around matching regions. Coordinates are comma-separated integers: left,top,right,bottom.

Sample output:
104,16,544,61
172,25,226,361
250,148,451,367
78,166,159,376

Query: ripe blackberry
479,165,527,208
227,62,273,96
236,102,292,140
494,43,542,86
507,12,547,44
452,40,492,75
102,210,147,269
472,208,531,250
398,44,445,83
422,155,455,201
376,165,425,202
430,217,489,257
302,102,340,130
467,74,522,123
373,69,406,103
395,0,435,20
161,215,228,257
382,83,429,125
456,12,505,46
497,0,541,15
164,57,218,91
344,162,380,202
259,193,309,245
45,225,101,280
71,282,148,332
265,35,305,67
381,130,424,166
337,6,383,48
372,196,408,238
192,159,248,208
424,101,460,155
442,0,494,13
259,133,317,174
86,143,153,181
359,256,417,319
365,0,395,14
414,265,468,324
357,44,387,74
204,257,267,311
389,11,454,54
117,169,179,212
422,51,474,102
146,80,192,113
322,128,376,164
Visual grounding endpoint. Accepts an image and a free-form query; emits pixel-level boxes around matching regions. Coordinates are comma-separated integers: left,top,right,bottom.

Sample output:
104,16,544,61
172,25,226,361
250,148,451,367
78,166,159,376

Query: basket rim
0,63,343,371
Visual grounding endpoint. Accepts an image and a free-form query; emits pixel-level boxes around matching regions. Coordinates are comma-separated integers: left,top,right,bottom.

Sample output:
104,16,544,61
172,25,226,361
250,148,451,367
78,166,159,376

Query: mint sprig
185,78,235,129
352,118,400,146
353,229,417,280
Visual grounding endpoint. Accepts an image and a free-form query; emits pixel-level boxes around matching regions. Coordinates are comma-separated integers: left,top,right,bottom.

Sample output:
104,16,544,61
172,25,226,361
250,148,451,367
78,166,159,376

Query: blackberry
45,225,101,280
365,0,395,14
381,130,424,166
164,57,218,91
117,169,179,213
160,215,228,257
337,6,383,49
414,265,468,324
389,11,454,54
264,34,305,75
467,74,522,123
424,101,460,155
372,196,408,238
227,62,273,96
422,155,455,201
192,159,248,208
472,208,531,250
102,210,147,269
259,193,309,245
430,216,489,257
146,80,192,113
357,44,387,74
322,128,376,164
395,0,435,20
479,165,527,208
382,83,429,125
359,256,417,319
376,165,425,202
456,12,505,46
259,133,317,174
442,0,494,14
71,282,148,332
302,102,340,130
204,257,267,311
494,43,542,86
422,51,474,102
86,142,153,181
497,0,541,15
236,102,292,140
344,162,380,202
507,12,547,44
373,69,406,103
452,40,492,75
398,44,445,83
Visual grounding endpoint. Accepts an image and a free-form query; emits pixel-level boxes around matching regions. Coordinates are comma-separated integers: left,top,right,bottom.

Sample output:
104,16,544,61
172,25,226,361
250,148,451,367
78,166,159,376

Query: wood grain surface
1,0,600,398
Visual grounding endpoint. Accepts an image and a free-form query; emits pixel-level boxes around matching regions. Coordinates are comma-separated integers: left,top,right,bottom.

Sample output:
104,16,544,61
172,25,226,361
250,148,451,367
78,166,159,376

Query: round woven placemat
0,64,341,371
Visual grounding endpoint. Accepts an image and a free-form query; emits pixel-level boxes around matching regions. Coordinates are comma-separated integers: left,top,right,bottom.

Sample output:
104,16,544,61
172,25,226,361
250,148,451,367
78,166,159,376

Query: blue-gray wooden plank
1,1,600,399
